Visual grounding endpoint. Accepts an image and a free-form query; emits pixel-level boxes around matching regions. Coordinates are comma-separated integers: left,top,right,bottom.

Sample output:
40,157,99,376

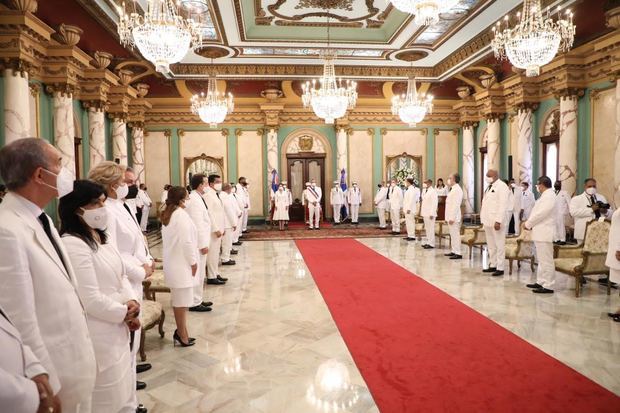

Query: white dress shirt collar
8,192,45,220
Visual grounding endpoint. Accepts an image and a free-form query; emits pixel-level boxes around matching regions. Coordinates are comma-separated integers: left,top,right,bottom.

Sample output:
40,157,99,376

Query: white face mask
183,198,190,208
81,206,108,230
510,183,516,188
42,167,74,198
485,176,494,184
311,183,316,187
423,184,428,189
585,187,596,196
447,179,452,186
115,183,129,200
214,183,222,192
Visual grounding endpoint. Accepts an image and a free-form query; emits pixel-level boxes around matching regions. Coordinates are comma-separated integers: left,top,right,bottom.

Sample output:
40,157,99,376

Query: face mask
81,206,108,230
214,183,222,192
485,176,494,184
42,167,74,198
522,186,527,192
183,199,190,208
279,187,284,191
447,179,452,186
353,185,358,188
423,184,428,189
115,183,129,199
311,183,316,187
585,187,596,196
510,183,516,188
126,184,138,199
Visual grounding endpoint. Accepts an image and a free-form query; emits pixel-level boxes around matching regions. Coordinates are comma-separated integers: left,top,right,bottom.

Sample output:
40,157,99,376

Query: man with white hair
421,179,438,249
374,182,388,229
480,169,510,276
330,181,345,224
402,177,419,241
347,181,362,225
388,179,403,234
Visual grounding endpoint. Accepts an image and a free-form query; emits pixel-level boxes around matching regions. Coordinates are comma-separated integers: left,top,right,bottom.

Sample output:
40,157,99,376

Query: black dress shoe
136,363,151,374
230,249,238,255
233,241,243,246
136,404,148,413
202,301,213,307
189,304,212,312
207,278,225,285
482,267,497,273
532,287,554,294
217,275,228,282
136,381,147,390
450,255,463,260
222,260,236,265
403,237,416,241
242,230,248,233
426,245,435,249
391,231,400,235
444,252,455,257
491,270,504,277
526,283,542,289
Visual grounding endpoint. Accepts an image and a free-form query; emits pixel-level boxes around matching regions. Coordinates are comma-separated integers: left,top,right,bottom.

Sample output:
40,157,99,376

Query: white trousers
449,222,461,255
207,233,222,279
233,216,243,242
390,208,401,232
242,208,249,231
193,252,208,306
534,241,556,289
129,326,141,409
332,204,342,223
377,208,386,228
512,210,521,235
554,214,566,242
309,204,321,228
140,205,149,232
610,268,620,284
221,228,233,262
350,204,359,223
405,212,416,238
484,224,506,271
423,216,436,246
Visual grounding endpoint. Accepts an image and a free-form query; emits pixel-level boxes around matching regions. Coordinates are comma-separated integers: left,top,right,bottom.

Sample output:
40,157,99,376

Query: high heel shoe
173,330,195,347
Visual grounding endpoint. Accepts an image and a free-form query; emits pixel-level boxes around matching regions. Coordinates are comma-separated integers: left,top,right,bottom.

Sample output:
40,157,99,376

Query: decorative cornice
221,128,229,137
82,99,108,112
128,121,145,130
44,82,76,97
461,121,478,129
554,87,585,100
107,111,128,121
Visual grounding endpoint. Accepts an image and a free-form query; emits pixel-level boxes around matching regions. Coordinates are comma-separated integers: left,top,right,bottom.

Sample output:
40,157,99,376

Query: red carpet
295,238,620,413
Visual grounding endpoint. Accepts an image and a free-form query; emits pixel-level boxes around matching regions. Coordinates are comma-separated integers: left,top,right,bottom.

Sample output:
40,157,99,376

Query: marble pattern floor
139,237,620,412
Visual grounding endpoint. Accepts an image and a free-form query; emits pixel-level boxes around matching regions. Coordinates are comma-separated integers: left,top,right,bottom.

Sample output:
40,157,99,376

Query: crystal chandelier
391,77,433,127
390,0,460,26
491,0,575,77
190,75,234,128
116,0,201,74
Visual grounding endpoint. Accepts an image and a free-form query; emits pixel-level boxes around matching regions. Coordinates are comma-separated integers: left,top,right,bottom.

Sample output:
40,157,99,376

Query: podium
437,195,447,221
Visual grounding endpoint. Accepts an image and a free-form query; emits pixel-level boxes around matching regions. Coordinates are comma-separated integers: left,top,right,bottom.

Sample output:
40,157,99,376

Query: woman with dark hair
59,180,140,413
435,178,448,197
161,186,198,347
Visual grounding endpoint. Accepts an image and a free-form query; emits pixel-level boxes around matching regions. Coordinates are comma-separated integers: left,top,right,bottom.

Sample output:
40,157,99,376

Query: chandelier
391,77,433,127
116,0,201,74
179,0,209,14
190,75,234,128
491,0,575,77
390,0,459,26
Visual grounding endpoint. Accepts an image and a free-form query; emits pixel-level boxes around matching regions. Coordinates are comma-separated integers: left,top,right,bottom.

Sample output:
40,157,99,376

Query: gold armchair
139,279,165,361
435,221,451,247
460,225,487,259
505,225,535,275
143,270,170,301
554,219,611,297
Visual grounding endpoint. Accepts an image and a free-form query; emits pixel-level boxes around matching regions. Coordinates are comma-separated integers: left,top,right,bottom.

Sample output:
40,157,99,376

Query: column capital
379,127,388,136
163,129,172,138
461,121,478,129
235,129,243,137
366,128,374,136
29,82,40,97
178,129,186,137
256,128,265,136
485,113,505,122
554,88,585,101
128,121,145,130
515,102,539,114
82,100,107,112
45,82,76,97
107,111,128,122
221,128,229,137
0,58,37,78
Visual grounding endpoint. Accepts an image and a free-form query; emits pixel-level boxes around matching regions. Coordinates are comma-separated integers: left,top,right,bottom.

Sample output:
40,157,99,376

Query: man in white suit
524,176,558,294
553,180,571,244
0,138,96,413
236,177,251,233
204,174,227,284
421,179,439,249
330,181,345,224
606,207,620,320
347,182,362,224
520,182,536,220
569,178,613,243
480,169,510,276
388,179,403,234
403,177,420,241
306,180,322,230
445,173,464,259
374,182,388,229
231,184,245,245
138,183,152,233
186,174,213,312
506,179,522,235
220,183,239,266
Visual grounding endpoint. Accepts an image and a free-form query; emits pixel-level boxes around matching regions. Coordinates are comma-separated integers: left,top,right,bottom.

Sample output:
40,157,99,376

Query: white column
4,68,31,144
559,94,579,196
336,126,348,173
52,89,76,176
462,124,475,213
131,125,145,184
266,127,278,174
87,106,106,168
516,107,533,186
614,79,620,208
487,117,501,172
111,116,128,165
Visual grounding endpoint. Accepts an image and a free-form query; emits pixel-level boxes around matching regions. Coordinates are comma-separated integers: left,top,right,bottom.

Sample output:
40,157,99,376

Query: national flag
340,168,349,221
270,169,279,193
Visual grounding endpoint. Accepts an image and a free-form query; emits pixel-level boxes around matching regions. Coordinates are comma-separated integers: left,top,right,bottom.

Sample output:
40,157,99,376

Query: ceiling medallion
116,0,202,74
389,0,459,26
179,0,209,14
491,0,575,77
391,76,433,127
191,71,234,128
296,0,353,11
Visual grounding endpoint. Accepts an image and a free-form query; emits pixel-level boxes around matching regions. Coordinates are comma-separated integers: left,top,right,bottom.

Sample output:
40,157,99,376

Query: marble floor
139,234,620,412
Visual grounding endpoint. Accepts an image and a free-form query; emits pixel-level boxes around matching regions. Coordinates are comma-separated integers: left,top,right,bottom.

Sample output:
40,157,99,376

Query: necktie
201,195,209,210
387,188,391,200
38,213,69,275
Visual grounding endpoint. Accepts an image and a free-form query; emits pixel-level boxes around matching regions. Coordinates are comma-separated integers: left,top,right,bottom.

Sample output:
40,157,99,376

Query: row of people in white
329,182,362,224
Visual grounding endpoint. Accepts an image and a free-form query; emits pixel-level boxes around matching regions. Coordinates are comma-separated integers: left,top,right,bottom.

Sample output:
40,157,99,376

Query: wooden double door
286,153,326,221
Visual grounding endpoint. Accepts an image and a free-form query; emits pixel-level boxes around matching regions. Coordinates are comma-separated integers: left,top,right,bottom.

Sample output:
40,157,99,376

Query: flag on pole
340,168,349,221
270,169,279,193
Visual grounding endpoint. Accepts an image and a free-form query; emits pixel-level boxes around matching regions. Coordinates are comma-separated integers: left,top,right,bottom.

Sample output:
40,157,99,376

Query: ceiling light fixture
191,67,234,127
391,75,433,127
390,0,460,26
491,0,575,77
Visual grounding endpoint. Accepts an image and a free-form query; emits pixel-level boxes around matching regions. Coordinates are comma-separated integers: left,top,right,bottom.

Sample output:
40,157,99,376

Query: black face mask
377,185,382,188
554,185,561,191
126,184,139,199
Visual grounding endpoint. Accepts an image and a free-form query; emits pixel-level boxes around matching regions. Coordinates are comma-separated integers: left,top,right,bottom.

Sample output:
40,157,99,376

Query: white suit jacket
510,186,523,212
480,179,510,226
0,307,47,413
570,192,613,240
388,185,403,210
522,190,536,219
445,184,463,223
330,187,345,205
347,188,362,205
162,208,198,289
220,192,239,229
235,184,248,209
306,187,321,205
525,189,556,242
374,187,388,209
606,209,620,270
186,191,212,250
420,187,438,218
0,193,96,400
138,189,152,208
403,186,419,214
204,187,226,234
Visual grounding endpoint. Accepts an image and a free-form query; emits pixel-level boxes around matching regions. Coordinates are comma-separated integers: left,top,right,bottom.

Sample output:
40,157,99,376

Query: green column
227,128,239,183
373,127,383,187
426,127,435,181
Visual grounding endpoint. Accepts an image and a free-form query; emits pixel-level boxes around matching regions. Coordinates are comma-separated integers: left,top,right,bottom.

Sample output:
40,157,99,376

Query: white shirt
306,186,321,205
420,186,438,218
388,185,404,210
162,208,198,289
220,192,240,229
186,190,212,250
403,186,420,214
445,184,463,223
330,187,345,205
374,187,388,209
554,189,570,217
435,186,448,197
521,189,536,218
347,187,362,205
525,189,556,242
606,209,620,270
160,190,168,205
480,179,510,226
204,187,226,233
508,185,522,213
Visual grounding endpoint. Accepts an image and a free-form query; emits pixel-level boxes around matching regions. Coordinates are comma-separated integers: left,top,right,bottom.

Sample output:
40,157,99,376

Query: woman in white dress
273,185,290,231
59,180,140,413
161,186,198,346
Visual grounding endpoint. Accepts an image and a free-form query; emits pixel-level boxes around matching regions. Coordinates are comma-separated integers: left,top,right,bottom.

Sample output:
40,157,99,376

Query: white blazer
522,189,536,219
480,179,510,226
330,187,345,205
403,186,419,214
162,208,198,289
570,192,613,240
525,189,556,242
0,307,47,413
606,209,620,270
306,187,321,204
445,184,463,223
220,192,239,229
62,236,135,372
186,191,212,250
347,188,362,205
204,187,226,234
420,187,438,218
235,184,248,209
510,186,523,212
374,187,388,209
0,193,96,402
388,185,403,210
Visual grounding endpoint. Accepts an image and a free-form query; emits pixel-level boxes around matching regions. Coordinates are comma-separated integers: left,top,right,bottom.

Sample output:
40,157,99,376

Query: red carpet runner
295,238,620,413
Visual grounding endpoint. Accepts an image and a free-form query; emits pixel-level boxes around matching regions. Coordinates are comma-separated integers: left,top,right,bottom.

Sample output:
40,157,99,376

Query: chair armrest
554,245,583,259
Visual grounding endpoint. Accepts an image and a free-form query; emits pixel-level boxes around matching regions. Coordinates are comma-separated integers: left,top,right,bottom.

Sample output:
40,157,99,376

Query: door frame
286,152,327,219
